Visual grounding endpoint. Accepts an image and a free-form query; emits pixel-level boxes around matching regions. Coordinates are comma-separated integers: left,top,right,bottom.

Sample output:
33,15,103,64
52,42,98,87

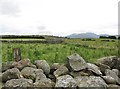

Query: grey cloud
97,24,117,30
37,26,46,30
37,30,52,35
37,26,52,35
0,0,20,16
0,25,51,35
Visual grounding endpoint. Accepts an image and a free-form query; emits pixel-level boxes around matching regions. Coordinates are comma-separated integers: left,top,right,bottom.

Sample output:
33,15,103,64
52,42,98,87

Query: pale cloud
0,0,20,16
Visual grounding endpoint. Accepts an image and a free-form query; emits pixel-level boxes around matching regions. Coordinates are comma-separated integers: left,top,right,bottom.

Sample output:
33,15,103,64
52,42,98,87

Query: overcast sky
0,0,119,36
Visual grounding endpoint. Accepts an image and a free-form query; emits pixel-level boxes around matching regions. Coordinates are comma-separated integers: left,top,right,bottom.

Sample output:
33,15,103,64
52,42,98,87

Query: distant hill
66,32,99,38
65,32,117,38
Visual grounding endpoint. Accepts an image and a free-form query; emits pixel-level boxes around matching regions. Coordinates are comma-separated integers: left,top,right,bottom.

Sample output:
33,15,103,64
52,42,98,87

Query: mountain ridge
66,32,116,38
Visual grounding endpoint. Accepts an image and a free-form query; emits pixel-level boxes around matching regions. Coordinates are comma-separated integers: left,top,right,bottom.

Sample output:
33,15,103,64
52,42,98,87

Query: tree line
1,35,45,39
99,36,120,39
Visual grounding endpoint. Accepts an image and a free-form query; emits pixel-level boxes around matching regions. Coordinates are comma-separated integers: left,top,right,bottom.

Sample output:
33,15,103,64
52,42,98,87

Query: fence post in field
13,48,21,62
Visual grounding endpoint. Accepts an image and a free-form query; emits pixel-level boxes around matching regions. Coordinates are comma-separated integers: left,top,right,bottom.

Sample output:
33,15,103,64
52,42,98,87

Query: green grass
1,38,118,64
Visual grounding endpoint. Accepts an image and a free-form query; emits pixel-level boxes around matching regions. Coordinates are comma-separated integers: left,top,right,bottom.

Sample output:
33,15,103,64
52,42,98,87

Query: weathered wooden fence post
13,48,21,62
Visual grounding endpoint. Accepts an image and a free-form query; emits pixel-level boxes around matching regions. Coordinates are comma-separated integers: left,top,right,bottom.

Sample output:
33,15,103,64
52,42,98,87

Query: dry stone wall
1,53,120,89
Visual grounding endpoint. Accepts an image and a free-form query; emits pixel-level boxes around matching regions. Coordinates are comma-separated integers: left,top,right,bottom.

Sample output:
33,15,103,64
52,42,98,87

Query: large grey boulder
54,65,69,78
112,69,119,76
2,61,16,72
50,63,62,70
114,58,120,70
2,59,36,72
0,73,2,82
107,84,120,88
14,59,36,70
35,60,50,75
94,63,110,75
0,64,1,73
105,69,120,85
35,69,47,82
50,63,63,73
55,75,77,87
70,69,94,78
21,67,46,81
0,82,3,89
34,78,55,88
0,73,2,89
2,68,22,82
5,78,33,87
86,63,102,75
66,53,87,71
97,56,119,69
101,76,117,84
74,76,89,87
75,76,107,88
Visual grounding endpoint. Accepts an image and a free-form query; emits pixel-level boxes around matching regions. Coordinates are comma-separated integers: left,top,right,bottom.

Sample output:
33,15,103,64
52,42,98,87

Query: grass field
1,38,118,64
